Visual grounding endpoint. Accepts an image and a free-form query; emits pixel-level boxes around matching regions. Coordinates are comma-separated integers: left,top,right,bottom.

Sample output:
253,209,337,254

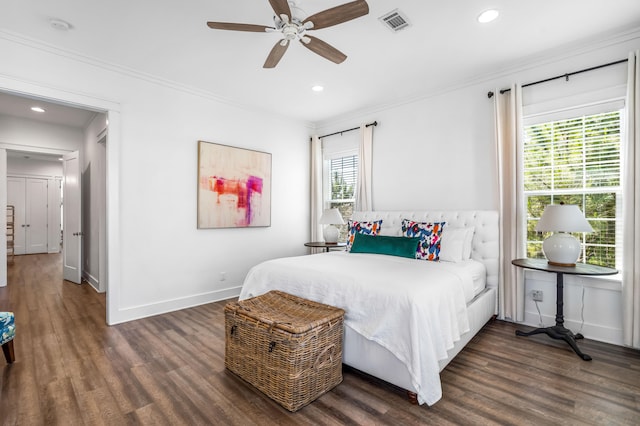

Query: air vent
378,9,410,32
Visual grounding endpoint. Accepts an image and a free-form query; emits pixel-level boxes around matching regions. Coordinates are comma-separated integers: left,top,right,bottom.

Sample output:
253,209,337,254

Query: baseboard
107,285,242,325
521,311,623,346
82,271,100,292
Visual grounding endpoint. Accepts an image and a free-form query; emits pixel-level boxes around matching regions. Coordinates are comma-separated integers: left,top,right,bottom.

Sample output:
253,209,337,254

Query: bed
239,210,499,406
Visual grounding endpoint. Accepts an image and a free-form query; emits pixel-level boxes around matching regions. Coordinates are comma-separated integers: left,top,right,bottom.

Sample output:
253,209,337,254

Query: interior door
63,151,82,284
25,178,48,254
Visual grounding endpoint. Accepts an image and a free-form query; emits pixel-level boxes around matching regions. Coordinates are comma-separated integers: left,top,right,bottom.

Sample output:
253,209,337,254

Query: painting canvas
197,141,271,228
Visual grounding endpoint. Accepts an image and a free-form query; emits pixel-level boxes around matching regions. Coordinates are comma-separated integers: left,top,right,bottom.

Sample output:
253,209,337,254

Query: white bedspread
239,251,473,405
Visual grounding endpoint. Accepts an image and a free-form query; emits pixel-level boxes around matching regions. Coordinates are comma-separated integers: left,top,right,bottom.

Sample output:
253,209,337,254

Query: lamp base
323,225,339,244
546,260,577,267
542,232,581,267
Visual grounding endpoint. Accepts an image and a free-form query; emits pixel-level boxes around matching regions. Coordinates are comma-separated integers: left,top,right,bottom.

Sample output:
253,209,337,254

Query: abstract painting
197,141,271,228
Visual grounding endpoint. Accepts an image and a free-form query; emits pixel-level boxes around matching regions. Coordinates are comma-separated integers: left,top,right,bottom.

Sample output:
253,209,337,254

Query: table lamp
535,203,593,266
319,208,345,244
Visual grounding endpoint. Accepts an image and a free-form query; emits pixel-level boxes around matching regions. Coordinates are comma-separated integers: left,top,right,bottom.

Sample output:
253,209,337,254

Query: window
524,109,622,268
324,153,358,241
321,131,359,242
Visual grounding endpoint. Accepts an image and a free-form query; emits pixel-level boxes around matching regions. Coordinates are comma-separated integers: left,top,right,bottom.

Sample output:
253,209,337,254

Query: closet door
7,177,26,255
7,177,50,255
25,178,49,254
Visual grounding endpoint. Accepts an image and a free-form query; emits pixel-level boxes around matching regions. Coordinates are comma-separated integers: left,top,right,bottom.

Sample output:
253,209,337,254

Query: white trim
522,311,623,345
0,30,314,127
0,143,73,157
109,286,242,325
0,149,7,287
0,75,121,325
82,271,100,291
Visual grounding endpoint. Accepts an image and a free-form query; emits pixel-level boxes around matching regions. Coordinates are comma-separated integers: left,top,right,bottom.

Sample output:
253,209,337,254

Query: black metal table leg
515,270,592,361
516,325,592,360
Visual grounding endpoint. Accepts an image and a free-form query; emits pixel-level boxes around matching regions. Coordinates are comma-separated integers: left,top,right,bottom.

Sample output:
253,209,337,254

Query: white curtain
310,135,323,243
623,51,640,348
494,85,526,321
355,124,373,211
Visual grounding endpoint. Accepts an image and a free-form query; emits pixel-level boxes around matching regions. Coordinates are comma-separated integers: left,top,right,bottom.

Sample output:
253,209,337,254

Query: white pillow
462,226,475,259
440,227,474,263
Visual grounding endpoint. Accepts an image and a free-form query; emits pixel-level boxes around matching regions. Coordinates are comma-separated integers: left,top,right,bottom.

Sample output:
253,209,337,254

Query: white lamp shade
319,208,345,225
536,204,592,266
535,204,593,233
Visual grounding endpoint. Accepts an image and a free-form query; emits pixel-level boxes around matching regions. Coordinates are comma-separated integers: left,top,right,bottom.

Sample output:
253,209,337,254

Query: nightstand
304,242,347,253
512,258,617,360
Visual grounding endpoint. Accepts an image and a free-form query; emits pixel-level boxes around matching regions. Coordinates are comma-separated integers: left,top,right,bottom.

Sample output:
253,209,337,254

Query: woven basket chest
225,290,345,412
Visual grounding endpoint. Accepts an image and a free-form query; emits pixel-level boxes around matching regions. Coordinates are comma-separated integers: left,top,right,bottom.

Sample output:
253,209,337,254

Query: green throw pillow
350,233,420,259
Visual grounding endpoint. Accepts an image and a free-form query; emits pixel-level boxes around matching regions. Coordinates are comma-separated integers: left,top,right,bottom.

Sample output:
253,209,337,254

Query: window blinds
329,155,358,201
524,111,621,192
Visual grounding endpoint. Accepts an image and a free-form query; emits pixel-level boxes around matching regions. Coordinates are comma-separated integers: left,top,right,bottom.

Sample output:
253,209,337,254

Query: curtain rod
486,58,628,99
317,121,378,139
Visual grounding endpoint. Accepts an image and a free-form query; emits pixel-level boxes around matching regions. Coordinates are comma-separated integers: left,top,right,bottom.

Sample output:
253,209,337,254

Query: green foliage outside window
524,111,620,267
329,155,357,242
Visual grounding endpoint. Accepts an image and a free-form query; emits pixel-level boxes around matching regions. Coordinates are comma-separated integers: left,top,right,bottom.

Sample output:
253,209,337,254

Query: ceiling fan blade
302,0,369,30
263,40,290,68
268,0,292,20
300,35,347,64
207,22,273,32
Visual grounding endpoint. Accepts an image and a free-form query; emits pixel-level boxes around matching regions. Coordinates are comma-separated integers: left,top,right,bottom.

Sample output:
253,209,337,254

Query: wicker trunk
225,290,344,412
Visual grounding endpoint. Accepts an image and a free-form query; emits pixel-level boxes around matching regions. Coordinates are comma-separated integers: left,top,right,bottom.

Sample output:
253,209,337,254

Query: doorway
0,86,117,323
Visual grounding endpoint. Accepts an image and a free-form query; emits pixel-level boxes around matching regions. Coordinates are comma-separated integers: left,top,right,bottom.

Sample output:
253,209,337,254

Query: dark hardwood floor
1,253,639,425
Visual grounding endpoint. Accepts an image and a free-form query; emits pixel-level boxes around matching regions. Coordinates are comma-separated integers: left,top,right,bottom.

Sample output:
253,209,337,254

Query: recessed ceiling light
312,85,324,92
31,107,46,113
478,9,499,23
50,18,71,31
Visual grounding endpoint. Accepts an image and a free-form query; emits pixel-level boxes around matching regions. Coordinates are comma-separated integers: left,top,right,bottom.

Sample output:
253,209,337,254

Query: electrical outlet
532,290,543,302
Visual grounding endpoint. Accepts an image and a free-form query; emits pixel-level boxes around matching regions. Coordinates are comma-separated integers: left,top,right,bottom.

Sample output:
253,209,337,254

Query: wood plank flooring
1,253,639,425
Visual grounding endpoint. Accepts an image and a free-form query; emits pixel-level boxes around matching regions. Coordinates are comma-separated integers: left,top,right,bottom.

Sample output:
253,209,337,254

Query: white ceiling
1,0,640,125
0,91,96,128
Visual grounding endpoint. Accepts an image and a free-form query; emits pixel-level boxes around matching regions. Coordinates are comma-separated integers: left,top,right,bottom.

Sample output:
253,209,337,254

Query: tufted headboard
351,210,499,289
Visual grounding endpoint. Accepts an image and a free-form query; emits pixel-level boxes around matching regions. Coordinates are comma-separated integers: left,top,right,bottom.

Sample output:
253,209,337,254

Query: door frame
0,76,121,325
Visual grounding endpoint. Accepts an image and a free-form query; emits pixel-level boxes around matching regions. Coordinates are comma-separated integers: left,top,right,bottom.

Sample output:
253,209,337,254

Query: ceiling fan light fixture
207,0,369,68
477,9,499,23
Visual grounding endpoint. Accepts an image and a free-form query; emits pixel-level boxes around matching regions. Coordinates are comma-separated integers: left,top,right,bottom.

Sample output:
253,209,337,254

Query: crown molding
0,30,312,127
313,25,640,129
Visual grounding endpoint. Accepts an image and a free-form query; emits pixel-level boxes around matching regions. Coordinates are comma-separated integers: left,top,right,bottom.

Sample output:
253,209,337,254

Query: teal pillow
350,233,421,259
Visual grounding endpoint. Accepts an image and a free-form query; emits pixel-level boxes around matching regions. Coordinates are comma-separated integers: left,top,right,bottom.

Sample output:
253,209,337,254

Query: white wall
314,31,640,346
0,115,83,153
0,35,311,324
82,113,107,291
7,156,63,177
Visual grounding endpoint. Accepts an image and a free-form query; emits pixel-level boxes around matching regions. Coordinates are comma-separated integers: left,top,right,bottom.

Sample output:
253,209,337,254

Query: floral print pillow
402,220,446,261
346,220,383,251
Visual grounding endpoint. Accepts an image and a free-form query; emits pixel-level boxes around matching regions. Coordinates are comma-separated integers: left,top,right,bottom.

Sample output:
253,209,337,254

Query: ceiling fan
206,0,369,68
